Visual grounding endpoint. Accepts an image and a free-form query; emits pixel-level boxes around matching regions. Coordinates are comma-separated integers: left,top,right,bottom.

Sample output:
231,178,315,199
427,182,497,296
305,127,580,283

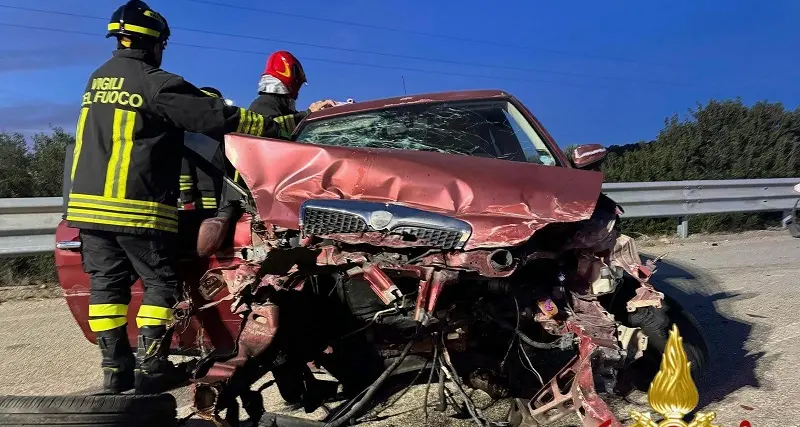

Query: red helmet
262,51,307,99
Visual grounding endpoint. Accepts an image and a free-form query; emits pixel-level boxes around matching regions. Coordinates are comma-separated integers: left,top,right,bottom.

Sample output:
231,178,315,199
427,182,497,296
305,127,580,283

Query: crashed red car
55,90,708,426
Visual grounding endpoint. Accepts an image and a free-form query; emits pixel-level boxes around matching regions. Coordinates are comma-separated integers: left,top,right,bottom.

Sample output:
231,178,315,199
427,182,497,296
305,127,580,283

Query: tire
622,293,709,391
0,394,177,427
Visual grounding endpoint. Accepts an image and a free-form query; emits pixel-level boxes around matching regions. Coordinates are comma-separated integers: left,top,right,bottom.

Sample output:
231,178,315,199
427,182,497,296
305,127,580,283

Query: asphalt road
1,230,799,426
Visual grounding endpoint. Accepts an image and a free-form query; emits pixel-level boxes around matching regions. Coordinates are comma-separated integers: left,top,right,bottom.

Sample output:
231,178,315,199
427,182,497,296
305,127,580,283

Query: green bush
603,98,799,236
0,128,70,288
0,255,58,287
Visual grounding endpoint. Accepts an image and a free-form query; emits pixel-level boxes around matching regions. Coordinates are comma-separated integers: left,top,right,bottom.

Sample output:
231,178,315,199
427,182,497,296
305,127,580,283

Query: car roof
304,89,512,122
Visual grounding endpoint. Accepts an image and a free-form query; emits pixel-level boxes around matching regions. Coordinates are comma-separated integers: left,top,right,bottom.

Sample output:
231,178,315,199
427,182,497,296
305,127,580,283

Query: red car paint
225,136,602,250
56,89,602,352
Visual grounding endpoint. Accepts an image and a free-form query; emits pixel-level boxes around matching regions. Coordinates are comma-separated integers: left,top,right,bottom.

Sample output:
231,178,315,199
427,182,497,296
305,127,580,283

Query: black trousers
80,229,179,333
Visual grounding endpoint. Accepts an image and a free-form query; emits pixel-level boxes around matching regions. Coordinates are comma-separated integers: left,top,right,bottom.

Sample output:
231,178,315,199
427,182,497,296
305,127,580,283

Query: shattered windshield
294,100,559,166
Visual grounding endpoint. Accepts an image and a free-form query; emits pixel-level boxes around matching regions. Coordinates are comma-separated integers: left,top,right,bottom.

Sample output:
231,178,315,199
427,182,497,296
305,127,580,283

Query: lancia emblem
369,210,393,230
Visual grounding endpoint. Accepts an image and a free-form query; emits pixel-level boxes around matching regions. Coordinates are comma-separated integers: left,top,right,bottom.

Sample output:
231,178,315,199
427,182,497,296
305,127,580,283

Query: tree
0,132,34,198
30,127,71,197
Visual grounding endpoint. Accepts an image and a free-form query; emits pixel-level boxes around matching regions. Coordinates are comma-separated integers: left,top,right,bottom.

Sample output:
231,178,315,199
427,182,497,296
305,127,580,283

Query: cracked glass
294,100,559,166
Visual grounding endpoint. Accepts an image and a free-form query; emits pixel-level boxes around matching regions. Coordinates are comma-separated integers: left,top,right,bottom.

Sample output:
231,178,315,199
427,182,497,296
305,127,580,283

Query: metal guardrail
0,178,798,257
0,197,62,257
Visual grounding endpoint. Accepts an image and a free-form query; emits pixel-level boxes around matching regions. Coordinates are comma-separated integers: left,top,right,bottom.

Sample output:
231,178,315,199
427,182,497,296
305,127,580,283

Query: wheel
621,292,709,391
0,394,177,427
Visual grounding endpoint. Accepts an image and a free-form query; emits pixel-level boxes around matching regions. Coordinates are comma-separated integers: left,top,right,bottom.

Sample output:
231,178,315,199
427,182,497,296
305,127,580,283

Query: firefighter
250,50,336,138
179,86,226,213
195,52,337,258
66,0,286,394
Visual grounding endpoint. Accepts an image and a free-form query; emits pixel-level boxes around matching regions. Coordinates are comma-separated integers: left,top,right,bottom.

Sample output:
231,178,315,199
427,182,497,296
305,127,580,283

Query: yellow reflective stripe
243,111,253,134
71,107,89,181
233,170,240,181
89,316,128,332
179,175,192,182
68,201,179,222
273,115,285,131
273,116,292,138
67,212,178,233
179,185,193,190
283,114,296,132
137,305,173,320
200,90,219,98
116,110,136,198
252,113,264,136
68,208,177,225
103,109,123,197
107,22,161,38
68,200,178,221
103,109,136,198
136,317,170,327
200,198,217,208
69,193,178,220
89,303,128,317
236,108,250,133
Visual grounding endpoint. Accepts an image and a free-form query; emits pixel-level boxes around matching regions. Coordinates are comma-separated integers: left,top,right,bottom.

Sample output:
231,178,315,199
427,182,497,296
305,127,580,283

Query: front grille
393,226,462,250
303,208,368,235
300,200,472,249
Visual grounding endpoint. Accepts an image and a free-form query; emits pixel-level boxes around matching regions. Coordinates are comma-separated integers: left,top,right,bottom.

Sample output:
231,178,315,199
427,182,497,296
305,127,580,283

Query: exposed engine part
626,285,665,312
477,308,575,351
346,264,401,306
617,325,648,361
488,249,515,271
590,265,622,295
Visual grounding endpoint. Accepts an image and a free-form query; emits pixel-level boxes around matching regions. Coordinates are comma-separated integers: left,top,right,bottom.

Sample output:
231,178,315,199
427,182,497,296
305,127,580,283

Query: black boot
97,326,135,393
134,326,186,394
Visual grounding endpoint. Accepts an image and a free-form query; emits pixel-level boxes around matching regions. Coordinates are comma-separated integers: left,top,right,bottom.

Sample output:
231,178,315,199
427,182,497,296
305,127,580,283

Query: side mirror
570,144,608,169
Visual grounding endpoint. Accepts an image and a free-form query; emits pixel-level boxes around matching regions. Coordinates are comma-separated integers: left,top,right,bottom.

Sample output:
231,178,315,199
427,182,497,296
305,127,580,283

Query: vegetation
0,128,70,288
598,98,799,234
0,98,798,286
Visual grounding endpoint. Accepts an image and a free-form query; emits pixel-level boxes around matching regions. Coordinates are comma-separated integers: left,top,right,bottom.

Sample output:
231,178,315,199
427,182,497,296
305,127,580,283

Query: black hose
322,327,424,427
438,353,486,427
436,363,447,412
479,309,574,350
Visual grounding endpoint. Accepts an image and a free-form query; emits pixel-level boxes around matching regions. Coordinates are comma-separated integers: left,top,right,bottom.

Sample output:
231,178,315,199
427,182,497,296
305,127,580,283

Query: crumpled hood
225,135,604,250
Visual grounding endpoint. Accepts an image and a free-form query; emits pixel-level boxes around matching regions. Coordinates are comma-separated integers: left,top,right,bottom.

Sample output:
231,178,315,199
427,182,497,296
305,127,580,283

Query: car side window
501,109,557,166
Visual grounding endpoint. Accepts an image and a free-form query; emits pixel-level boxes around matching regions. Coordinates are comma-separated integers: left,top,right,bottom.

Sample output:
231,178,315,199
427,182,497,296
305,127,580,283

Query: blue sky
1,0,799,147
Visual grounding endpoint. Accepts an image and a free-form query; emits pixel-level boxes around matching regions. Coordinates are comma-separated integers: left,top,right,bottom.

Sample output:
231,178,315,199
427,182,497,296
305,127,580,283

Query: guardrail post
783,210,794,228
677,217,689,238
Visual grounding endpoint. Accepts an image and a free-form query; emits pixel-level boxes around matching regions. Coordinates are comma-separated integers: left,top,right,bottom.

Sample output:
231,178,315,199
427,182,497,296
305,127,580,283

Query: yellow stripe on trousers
89,317,128,332
89,303,128,317
136,304,174,328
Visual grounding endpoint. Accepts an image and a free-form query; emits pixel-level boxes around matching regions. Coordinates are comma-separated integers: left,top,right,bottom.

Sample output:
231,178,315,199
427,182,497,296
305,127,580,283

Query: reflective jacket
66,49,282,235
248,93,309,139
179,132,224,211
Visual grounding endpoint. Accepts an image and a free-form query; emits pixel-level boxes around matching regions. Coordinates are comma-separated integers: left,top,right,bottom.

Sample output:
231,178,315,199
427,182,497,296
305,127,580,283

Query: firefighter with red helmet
249,50,335,138
66,0,285,395
194,53,335,268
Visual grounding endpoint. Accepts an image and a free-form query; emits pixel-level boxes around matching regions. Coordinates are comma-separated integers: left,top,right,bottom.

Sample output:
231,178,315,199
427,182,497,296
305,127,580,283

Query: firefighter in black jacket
65,0,284,394
179,86,226,212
